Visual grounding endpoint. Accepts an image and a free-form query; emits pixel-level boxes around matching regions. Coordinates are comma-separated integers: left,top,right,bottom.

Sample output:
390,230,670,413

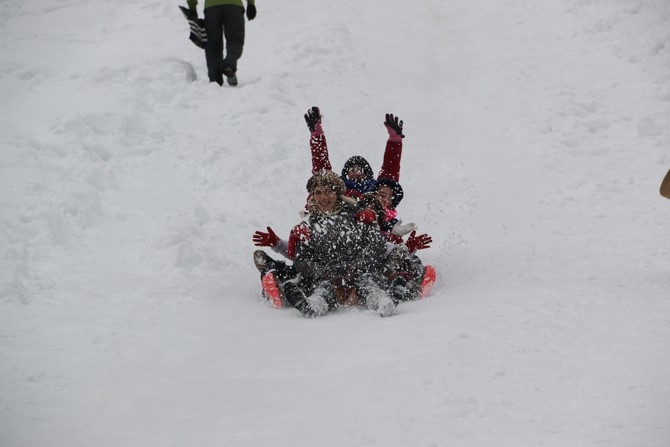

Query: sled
261,272,283,309
419,265,437,298
661,169,670,199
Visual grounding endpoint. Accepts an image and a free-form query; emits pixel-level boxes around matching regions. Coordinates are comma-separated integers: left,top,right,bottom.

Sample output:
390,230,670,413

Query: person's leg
221,5,245,77
283,282,320,318
203,6,225,85
253,250,296,308
404,255,428,299
387,276,409,304
305,281,337,315
357,273,396,317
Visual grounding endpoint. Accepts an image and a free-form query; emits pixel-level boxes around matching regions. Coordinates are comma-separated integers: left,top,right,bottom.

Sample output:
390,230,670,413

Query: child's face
375,185,393,208
347,165,365,181
312,186,338,212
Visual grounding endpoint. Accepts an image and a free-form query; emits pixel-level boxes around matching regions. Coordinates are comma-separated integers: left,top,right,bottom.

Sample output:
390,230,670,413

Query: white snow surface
1,0,670,446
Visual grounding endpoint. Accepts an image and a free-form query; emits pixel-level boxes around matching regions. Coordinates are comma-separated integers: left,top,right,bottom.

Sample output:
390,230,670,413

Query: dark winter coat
289,203,387,287
341,156,377,197
187,0,254,9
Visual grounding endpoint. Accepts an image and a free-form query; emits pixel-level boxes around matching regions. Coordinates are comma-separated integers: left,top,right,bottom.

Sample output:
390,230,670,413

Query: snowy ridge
1,0,669,446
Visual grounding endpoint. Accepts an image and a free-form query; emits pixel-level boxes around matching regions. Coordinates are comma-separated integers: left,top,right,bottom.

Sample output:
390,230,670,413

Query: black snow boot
357,273,396,317
253,250,274,273
223,67,238,86
388,276,409,305
283,281,319,318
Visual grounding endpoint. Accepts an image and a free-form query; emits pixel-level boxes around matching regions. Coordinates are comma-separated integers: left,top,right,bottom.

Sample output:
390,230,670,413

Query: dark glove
253,226,279,247
246,3,256,20
304,106,322,134
384,113,405,140
405,230,432,253
179,5,198,20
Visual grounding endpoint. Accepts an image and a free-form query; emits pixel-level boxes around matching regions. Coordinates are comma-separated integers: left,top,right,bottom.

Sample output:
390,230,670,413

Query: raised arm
377,113,404,182
305,106,332,174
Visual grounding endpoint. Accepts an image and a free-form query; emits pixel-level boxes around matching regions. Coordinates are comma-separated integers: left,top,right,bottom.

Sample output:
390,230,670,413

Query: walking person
186,0,256,86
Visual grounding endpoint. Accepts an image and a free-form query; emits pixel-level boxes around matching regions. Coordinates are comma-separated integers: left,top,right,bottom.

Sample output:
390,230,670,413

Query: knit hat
341,156,374,180
306,170,346,196
375,177,404,209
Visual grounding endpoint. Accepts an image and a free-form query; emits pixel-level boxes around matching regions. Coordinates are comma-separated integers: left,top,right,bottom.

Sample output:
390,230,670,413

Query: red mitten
405,230,432,253
253,226,279,247
355,209,378,224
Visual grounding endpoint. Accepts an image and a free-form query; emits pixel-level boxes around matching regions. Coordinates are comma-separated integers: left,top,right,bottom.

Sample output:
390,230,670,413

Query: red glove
355,209,378,224
253,226,279,247
405,230,432,253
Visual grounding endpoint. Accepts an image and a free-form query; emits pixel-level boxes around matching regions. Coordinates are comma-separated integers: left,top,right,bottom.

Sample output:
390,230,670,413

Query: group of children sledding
252,107,436,317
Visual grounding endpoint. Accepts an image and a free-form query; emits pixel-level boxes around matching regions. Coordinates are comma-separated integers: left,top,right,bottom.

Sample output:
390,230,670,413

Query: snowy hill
1,0,669,446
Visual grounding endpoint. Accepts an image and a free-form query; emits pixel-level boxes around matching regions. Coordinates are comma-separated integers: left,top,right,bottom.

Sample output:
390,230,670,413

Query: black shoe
253,250,274,273
283,282,318,318
388,277,409,305
357,274,396,317
223,67,238,86
308,281,337,314
226,74,238,86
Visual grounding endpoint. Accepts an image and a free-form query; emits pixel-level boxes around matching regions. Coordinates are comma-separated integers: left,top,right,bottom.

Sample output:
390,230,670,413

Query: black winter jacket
291,204,386,286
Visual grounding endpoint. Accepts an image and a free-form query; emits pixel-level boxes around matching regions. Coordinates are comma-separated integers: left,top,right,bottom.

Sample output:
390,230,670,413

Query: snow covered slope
1,0,669,446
